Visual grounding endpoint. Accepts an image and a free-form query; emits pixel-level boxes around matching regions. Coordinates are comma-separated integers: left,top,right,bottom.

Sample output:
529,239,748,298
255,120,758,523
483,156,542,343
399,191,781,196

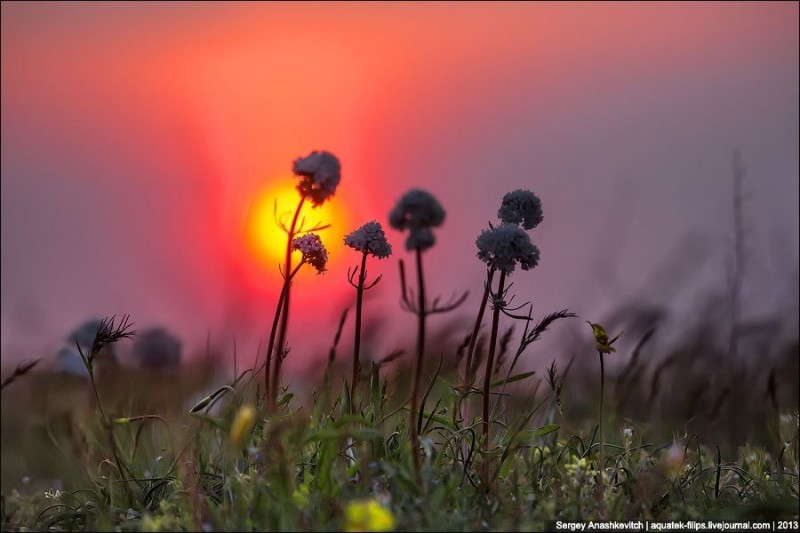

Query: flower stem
410,247,427,487
464,268,495,391
351,251,369,414
264,286,286,407
598,349,606,487
87,361,133,504
481,269,506,482
267,195,305,411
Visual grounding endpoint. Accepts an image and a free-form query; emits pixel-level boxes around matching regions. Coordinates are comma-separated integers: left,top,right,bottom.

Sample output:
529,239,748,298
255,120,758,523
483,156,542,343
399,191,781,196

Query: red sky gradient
2,2,797,375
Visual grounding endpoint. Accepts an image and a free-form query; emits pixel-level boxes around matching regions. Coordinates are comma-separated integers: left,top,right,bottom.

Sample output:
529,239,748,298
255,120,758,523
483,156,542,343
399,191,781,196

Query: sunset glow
1,1,796,369
244,180,349,277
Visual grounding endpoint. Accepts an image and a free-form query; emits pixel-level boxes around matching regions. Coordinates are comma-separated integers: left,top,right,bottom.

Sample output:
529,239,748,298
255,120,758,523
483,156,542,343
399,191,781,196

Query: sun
244,179,349,275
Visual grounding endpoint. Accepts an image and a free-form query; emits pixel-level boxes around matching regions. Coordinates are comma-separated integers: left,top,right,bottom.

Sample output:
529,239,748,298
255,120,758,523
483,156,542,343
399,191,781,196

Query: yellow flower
229,404,257,448
343,499,396,532
292,483,310,508
586,321,622,354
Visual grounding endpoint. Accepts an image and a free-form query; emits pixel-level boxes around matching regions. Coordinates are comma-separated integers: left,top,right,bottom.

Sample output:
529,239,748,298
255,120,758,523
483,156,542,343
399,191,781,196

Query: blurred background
1,2,797,382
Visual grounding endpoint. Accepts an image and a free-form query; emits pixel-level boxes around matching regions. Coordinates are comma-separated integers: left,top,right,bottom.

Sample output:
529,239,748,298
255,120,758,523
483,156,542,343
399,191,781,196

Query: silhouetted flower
293,150,341,206
293,233,328,273
498,189,543,230
476,224,540,273
54,318,120,376
133,327,182,369
344,221,393,258
388,188,446,251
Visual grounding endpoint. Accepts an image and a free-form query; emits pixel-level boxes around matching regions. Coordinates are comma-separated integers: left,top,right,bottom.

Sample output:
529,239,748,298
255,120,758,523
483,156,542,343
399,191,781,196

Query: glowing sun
244,179,349,274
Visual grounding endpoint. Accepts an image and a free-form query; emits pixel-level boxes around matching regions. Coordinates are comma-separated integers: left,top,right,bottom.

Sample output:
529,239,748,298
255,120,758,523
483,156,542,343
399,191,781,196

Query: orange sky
2,2,798,372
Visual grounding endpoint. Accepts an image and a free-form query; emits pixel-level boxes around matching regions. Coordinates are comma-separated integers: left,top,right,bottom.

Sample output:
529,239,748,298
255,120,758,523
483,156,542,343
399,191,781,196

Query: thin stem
264,286,286,407
598,350,606,500
481,269,506,482
728,150,745,361
464,268,495,390
87,362,107,422
410,248,427,487
267,195,306,411
351,251,369,414
87,361,132,504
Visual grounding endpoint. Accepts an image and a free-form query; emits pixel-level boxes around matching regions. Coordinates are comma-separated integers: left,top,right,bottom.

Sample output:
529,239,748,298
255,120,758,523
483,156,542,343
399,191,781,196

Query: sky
1,2,798,378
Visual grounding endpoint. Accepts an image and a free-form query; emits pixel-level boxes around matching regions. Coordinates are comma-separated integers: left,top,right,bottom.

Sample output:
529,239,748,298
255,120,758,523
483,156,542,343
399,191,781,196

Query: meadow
1,151,798,532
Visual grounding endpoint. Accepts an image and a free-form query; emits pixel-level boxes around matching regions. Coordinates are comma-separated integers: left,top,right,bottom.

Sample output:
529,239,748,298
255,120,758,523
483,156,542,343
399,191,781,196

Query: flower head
388,188,446,251
476,224,540,273
292,484,310,508
292,150,341,206
498,189,543,230
344,221,393,258
292,233,329,274
586,321,622,354
229,404,256,449
662,440,686,479
343,499,396,532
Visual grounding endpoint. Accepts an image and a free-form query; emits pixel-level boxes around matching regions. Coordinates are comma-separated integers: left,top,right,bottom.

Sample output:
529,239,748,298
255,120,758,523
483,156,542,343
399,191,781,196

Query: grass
1,313,797,532
1,155,798,531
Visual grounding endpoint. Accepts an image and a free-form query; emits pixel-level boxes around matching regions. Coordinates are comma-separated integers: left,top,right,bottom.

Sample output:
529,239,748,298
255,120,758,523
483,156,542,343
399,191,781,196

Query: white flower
292,233,328,274
293,150,341,206
388,189,446,251
344,221,392,258
498,189,543,230
476,224,540,273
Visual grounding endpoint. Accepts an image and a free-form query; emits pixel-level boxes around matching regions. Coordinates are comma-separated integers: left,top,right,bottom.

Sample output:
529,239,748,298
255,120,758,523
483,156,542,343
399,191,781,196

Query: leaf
532,423,559,438
430,413,456,430
189,413,225,429
277,393,294,407
333,414,373,428
490,370,536,389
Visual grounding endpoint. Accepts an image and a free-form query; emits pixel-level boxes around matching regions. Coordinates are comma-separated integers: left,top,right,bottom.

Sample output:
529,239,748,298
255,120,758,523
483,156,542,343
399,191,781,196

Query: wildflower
229,404,256,448
564,455,591,476
388,188,446,251
293,150,341,206
532,446,551,463
344,221,393,258
292,233,328,274
564,455,596,488
662,440,686,479
476,224,540,273
292,483,310,508
498,189,543,230
586,321,622,354
44,488,63,500
343,499,396,532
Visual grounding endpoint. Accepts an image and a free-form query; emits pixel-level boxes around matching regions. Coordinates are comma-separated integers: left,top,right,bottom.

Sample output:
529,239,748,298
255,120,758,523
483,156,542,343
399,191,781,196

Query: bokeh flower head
343,499,395,532
388,188,445,251
293,150,341,206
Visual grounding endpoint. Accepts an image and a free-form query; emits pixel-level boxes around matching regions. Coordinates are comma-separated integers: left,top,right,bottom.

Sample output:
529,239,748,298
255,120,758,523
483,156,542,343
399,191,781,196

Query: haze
2,2,797,376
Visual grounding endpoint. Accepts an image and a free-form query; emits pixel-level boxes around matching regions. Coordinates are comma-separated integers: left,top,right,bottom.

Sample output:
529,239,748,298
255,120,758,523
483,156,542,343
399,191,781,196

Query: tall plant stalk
350,251,369,413
598,348,606,486
586,320,620,502
267,196,306,411
481,269,507,472
409,248,427,486
464,268,495,391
